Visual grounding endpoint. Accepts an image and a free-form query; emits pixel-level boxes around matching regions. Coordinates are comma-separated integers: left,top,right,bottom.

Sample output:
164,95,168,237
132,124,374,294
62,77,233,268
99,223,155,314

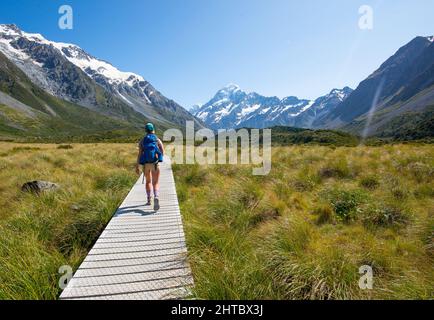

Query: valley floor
0,142,433,299
176,144,434,299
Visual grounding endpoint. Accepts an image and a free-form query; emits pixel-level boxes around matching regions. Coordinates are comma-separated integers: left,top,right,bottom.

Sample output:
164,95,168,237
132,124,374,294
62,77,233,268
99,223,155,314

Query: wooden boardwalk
60,158,194,300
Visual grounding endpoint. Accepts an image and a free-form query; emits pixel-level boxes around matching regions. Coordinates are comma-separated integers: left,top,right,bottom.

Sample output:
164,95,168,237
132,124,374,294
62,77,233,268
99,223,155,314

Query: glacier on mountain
193,84,353,130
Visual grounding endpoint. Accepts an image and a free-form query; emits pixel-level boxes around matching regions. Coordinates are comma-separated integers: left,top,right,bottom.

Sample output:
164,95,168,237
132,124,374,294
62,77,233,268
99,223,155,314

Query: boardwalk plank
60,158,193,300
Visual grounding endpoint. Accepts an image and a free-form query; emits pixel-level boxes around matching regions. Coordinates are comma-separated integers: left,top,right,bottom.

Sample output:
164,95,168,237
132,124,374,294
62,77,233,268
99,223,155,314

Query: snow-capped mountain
296,87,354,128
0,24,201,128
189,104,203,115
194,35,434,136
193,84,352,129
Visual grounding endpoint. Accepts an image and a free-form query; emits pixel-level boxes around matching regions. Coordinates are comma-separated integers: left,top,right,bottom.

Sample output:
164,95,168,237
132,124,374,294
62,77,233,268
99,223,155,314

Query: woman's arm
157,138,165,155
137,143,143,164
136,142,143,174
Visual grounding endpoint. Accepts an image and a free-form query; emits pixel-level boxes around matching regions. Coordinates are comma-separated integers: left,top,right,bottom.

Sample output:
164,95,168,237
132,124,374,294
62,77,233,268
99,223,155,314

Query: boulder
70,204,83,212
21,181,60,194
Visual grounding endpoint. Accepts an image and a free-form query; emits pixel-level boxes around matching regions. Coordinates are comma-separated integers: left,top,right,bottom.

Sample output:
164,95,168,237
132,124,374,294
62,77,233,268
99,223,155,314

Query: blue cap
145,123,155,133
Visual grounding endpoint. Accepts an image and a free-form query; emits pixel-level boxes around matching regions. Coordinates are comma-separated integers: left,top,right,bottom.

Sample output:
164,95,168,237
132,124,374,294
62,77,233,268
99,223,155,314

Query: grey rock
21,181,60,194
70,204,83,212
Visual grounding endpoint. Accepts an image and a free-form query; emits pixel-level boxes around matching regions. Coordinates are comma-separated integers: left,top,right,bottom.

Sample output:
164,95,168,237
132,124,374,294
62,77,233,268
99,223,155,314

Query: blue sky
0,0,433,108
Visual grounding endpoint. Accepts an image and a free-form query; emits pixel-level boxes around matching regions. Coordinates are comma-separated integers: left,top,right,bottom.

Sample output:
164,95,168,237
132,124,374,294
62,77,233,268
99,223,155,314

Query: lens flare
361,77,386,142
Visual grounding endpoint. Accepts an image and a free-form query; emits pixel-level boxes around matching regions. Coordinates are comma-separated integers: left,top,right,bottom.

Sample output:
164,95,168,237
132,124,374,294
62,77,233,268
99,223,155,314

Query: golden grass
0,142,433,299
175,144,434,299
0,142,137,299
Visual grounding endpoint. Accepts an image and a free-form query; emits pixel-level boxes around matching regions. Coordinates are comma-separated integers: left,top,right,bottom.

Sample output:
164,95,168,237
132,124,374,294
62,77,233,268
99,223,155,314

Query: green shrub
322,189,367,222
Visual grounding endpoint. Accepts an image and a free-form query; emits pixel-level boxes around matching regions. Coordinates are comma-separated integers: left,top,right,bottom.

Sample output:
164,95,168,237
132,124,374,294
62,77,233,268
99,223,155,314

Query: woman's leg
151,165,161,198
144,166,152,204
151,165,161,210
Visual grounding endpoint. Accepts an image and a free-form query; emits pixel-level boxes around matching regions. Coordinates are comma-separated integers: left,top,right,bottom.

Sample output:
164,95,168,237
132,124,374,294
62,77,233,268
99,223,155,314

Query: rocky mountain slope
0,24,201,139
319,36,434,137
0,50,134,140
194,36,434,138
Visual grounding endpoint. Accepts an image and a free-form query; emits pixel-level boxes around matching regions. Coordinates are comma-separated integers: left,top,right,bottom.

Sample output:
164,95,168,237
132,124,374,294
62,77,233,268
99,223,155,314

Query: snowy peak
0,24,21,36
219,83,241,94
326,87,353,101
59,45,145,86
0,24,202,129
193,85,353,130
213,83,245,99
0,24,145,87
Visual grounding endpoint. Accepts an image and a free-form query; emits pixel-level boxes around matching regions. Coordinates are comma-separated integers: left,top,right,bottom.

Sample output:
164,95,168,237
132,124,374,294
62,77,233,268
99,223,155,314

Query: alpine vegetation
163,121,272,175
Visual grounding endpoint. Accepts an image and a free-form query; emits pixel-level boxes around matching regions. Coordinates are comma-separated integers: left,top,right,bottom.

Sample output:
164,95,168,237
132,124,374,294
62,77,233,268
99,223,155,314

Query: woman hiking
136,123,165,211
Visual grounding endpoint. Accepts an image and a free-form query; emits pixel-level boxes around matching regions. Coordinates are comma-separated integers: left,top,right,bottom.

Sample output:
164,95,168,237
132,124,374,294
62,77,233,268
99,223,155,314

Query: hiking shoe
154,197,160,211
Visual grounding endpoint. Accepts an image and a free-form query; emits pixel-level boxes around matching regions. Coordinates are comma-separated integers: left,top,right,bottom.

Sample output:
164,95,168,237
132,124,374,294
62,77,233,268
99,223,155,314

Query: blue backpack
139,134,163,165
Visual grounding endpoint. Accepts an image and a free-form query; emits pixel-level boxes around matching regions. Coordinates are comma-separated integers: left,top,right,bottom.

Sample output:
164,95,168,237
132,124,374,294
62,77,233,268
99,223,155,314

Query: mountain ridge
194,35,434,138
321,35,434,134
0,49,140,141
0,24,202,136
193,84,353,130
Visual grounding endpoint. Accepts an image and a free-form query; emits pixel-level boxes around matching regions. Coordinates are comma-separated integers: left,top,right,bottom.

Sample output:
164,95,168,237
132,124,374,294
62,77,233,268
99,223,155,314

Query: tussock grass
313,204,335,225
0,142,433,300
359,175,380,190
0,142,136,299
175,144,434,299
319,158,352,179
